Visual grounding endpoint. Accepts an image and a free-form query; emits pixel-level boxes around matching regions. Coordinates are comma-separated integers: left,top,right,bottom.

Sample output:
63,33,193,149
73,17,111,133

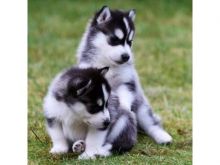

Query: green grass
28,0,192,164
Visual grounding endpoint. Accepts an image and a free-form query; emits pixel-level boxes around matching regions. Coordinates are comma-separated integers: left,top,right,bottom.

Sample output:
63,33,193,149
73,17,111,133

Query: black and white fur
43,67,137,159
77,6,172,144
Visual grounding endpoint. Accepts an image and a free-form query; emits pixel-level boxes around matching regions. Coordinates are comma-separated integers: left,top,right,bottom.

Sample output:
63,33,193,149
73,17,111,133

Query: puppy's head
92,6,135,66
79,6,136,66
54,67,111,130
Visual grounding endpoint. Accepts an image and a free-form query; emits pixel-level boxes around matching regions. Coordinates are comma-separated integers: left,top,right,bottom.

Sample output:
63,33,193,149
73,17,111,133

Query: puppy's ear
69,77,92,97
76,80,92,96
96,6,111,24
128,9,136,21
99,67,109,76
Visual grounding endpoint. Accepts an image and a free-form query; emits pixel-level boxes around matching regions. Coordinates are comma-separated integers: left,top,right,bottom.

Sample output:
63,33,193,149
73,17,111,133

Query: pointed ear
99,67,109,76
96,6,111,24
128,9,136,21
76,79,92,96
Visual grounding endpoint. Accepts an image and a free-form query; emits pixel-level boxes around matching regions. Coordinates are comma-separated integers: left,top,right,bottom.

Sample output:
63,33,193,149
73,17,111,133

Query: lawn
28,0,192,164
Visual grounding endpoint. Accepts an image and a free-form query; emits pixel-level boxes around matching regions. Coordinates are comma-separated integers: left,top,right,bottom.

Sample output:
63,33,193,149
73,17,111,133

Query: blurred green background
28,0,192,164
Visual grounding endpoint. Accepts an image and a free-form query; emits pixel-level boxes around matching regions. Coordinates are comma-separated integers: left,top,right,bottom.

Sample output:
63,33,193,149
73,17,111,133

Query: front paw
72,140,85,154
97,144,112,157
78,152,96,160
78,144,112,160
50,144,68,154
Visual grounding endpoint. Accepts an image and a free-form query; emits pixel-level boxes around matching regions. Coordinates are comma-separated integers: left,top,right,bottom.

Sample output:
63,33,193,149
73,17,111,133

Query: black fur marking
46,117,56,127
124,80,136,92
105,99,109,108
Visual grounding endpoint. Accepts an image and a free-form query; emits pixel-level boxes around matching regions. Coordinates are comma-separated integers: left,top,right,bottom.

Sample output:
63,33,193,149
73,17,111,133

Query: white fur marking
115,29,124,39
102,84,108,102
97,98,103,106
123,17,130,33
129,30,134,41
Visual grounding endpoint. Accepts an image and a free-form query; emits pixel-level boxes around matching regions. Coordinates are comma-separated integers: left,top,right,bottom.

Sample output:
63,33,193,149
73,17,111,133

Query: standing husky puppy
77,6,172,144
43,67,137,159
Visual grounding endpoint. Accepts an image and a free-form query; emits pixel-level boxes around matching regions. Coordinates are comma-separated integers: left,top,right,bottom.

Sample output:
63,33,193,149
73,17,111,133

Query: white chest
105,65,135,88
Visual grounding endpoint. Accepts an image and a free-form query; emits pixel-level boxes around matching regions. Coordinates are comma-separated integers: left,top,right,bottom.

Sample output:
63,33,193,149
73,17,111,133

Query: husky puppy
43,66,137,159
76,6,172,144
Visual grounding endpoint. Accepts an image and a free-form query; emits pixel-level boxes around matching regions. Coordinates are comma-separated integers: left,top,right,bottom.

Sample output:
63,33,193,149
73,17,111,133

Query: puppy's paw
50,144,68,154
78,152,96,160
149,126,172,144
78,145,112,159
156,131,172,144
97,143,112,157
72,140,85,154
97,149,111,158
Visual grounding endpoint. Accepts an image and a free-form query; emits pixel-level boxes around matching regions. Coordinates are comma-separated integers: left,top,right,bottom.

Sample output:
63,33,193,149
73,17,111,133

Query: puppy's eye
88,104,103,114
109,36,121,46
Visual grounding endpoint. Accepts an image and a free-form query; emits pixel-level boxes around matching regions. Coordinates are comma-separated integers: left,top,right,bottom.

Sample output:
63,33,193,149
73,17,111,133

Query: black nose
103,119,110,127
121,53,130,62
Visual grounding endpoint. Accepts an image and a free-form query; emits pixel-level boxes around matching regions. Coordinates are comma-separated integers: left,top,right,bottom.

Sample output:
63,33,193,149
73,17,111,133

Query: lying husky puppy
77,6,172,144
43,67,136,159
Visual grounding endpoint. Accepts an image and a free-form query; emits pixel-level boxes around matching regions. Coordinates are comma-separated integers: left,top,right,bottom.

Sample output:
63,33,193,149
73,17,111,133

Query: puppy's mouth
113,59,129,65
98,125,109,131
109,57,127,65
115,60,127,65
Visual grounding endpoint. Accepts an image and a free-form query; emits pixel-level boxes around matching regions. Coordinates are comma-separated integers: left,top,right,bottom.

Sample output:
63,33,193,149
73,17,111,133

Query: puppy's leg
46,118,69,154
78,128,111,160
107,111,137,153
72,140,85,154
116,84,172,144
136,104,172,144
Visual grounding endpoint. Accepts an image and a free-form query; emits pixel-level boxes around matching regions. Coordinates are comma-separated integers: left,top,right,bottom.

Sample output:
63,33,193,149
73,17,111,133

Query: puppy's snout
121,53,130,62
103,119,110,127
